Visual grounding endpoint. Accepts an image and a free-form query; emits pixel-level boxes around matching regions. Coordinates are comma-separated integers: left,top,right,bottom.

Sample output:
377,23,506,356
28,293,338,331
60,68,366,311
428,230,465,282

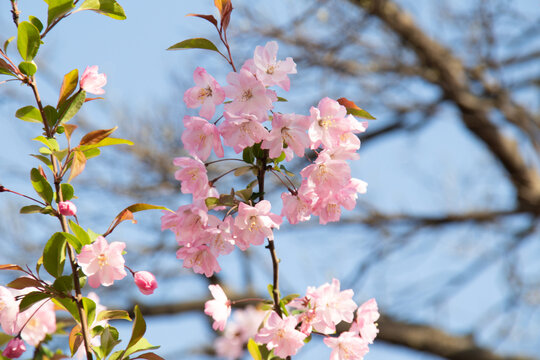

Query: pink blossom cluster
162,41,369,276
0,286,56,358
204,282,379,359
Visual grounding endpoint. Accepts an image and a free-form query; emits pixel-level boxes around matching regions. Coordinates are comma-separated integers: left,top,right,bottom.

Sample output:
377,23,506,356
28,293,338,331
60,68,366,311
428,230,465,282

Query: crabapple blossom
134,271,158,295
204,285,231,331
173,157,210,199
2,338,25,359
281,186,317,225
77,236,127,288
206,215,235,256
323,331,369,360
181,116,224,161
308,97,354,149
0,286,18,335
233,200,282,250
58,201,77,216
261,112,310,160
301,152,351,195
255,311,306,358
80,66,106,95
218,112,269,153
249,41,297,91
161,201,209,245
176,244,221,277
350,298,379,344
183,67,225,119
16,298,56,346
224,68,277,121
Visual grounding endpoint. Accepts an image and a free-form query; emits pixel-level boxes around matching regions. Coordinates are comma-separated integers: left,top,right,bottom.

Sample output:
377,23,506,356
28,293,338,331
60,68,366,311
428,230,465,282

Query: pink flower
77,236,127,288
0,286,18,335
161,202,209,246
2,338,25,359
280,187,316,225
218,112,269,153
215,336,243,360
308,97,352,149
176,244,221,277
206,215,235,256
58,201,77,217
233,200,282,250
251,41,297,91
173,157,210,199
224,68,277,121
350,298,379,344
80,66,107,95
261,113,310,161
181,116,224,161
184,67,226,119
16,299,56,347
255,311,306,358
204,285,231,331
323,332,369,360
134,271,158,295
301,151,351,196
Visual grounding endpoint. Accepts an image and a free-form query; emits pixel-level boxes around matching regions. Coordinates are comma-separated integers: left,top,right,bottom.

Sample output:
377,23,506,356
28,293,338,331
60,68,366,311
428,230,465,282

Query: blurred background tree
1,0,539,359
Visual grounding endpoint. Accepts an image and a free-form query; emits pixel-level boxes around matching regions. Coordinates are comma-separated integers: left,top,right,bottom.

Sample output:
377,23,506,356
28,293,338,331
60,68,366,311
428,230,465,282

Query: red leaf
186,13,218,27
0,264,24,271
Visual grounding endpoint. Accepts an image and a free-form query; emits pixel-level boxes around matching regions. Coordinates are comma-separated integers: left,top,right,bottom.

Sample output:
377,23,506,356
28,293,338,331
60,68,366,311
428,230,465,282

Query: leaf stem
0,186,47,206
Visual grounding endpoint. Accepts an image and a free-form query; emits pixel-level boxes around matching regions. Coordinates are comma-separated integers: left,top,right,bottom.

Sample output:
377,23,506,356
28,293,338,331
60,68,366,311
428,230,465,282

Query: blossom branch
0,186,47,206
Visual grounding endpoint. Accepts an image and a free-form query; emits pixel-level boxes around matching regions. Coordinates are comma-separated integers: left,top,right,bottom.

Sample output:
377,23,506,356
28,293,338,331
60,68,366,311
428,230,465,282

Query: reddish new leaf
57,69,79,108
7,277,43,290
79,127,117,146
68,150,87,183
0,264,23,271
337,97,376,119
186,13,218,27
64,124,78,142
84,97,104,103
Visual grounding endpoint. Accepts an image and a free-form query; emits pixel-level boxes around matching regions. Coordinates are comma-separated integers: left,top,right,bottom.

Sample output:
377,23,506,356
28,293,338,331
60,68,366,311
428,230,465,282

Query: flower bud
2,338,26,359
134,271,158,295
58,201,77,217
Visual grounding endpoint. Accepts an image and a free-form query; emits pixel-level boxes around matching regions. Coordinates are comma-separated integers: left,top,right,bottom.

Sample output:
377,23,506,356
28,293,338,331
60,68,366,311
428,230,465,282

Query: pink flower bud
80,65,107,95
58,201,77,217
134,271,158,295
2,338,26,359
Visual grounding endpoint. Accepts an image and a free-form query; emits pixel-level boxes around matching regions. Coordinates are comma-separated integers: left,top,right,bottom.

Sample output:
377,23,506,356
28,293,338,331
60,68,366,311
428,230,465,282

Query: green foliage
167,38,220,52
28,16,44,32
18,61,37,76
0,59,15,76
243,146,255,164
58,90,86,123
60,183,75,201
19,291,50,312
58,69,79,107
17,22,41,62
52,275,74,293
45,0,75,26
43,232,67,278
94,326,121,359
247,339,262,360
61,232,83,253
97,310,131,322
15,106,42,123
30,168,53,204
82,297,97,326
69,220,92,246
20,205,44,214
76,0,127,20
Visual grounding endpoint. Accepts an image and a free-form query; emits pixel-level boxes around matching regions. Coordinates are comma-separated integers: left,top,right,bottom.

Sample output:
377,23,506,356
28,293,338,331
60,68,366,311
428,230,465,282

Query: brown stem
256,149,282,316
10,0,20,27
0,186,47,206
29,78,93,360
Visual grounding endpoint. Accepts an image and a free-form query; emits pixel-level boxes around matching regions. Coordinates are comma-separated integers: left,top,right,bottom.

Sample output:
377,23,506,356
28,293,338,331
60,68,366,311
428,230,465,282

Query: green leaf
78,137,134,151
205,197,219,210
30,168,53,203
61,232,82,253
347,107,376,119
124,338,159,358
17,22,41,61
76,0,127,20
83,297,97,326
69,220,92,246
19,291,50,312
3,36,14,53
43,232,67,278
167,38,220,52
60,183,75,201
277,96,288,102
52,275,74,293
126,305,146,350
43,105,58,128
18,61,37,76
99,326,121,358
97,310,131,322
234,166,252,176
20,205,44,214
7,277,43,290
53,297,80,322
28,16,44,32
247,339,262,360
57,69,79,107
46,0,75,26
242,147,254,164
30,154,53,169
33,136,59,151
58,90,86,124
273,151,286,164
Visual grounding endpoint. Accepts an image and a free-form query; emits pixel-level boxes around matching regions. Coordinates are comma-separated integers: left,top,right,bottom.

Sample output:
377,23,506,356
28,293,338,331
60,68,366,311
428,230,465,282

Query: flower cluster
162,41,368,277
204,282,379,359
0,286,56,358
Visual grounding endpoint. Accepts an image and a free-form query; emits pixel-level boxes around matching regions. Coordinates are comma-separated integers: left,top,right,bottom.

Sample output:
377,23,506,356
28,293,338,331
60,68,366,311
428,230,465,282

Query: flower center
248,217,259,232
241,89,253,102
318,116,333,129
98,253,108,267
198,86,213,101
266,65,276,75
